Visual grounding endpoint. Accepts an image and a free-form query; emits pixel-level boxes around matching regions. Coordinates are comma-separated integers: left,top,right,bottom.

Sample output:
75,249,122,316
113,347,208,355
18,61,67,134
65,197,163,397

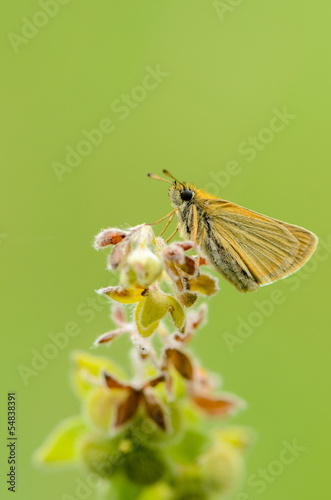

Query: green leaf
84,386,120,431
167,296,186,333
139,293,168,328
71,350,126,397
135,300,162,338
34,415,87,466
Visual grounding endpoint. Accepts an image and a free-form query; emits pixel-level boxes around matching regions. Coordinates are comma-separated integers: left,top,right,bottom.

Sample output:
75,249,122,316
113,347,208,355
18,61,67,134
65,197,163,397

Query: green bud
123,445,167,485
198,442,244,494
120,227,163,289
128,403,182,446
119,439,133,454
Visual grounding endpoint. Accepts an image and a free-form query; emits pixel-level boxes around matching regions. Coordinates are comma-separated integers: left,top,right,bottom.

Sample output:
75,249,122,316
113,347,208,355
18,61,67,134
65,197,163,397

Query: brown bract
190,390,243,417
103,372,167,431
162,347,194,380
94,228,130,249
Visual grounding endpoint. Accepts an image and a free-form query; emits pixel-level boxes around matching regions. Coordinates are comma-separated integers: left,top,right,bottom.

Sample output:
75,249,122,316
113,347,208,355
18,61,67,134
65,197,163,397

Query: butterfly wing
198,198,318,293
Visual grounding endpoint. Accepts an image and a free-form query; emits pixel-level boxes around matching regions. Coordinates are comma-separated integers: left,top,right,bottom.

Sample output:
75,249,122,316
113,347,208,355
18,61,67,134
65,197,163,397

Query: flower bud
123,445,167,485
122,246,162,288
198,441,244,495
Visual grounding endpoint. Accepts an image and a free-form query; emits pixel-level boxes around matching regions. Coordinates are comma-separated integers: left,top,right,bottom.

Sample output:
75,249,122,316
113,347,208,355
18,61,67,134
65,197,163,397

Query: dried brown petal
176,241,195,251
142,393,167,431
162,244,184,264
94,328,127,345
164,261,184,291
162,241,197,268
109,238,131,269
176,290,198,308
112,304,126,326
165,348,194,380
198,256,208,266
116,390,142,427
144,374,166,389
94,228,129,249
194,366,217,391
174,331,193,343
176,255,199,276
164,372,173,398
191,392,239,416
185,304,208,334
103,372,128,390
162,243,198,274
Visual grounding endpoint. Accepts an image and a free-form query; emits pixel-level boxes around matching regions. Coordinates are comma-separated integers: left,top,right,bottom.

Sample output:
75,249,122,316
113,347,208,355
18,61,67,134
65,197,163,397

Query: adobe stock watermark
60,442,128,500
61,474,102,500
52,65,169,183
17,291,112,386
60,407,172,500
7,0,72,54
236,439,306,499
213,0,246,21
203,107,296,196
223,235,330,353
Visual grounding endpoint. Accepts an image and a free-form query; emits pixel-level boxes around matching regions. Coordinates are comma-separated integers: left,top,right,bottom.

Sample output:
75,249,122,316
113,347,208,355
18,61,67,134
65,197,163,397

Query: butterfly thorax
168,183,216,241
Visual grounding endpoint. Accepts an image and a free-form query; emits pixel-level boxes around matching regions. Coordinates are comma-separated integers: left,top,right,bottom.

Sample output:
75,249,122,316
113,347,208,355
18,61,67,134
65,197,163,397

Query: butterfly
148,170,318,293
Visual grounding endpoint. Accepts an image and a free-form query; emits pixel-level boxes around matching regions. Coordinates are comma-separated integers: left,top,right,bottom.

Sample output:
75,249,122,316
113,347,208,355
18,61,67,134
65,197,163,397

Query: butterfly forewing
199,199,318,292
278,223,318,275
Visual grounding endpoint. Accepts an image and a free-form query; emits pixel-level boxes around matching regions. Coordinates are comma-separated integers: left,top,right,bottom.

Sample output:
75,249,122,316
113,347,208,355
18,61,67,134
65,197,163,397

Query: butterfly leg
147,208,177,227
192,204,198,244
158,210,176,238
165,227,178,243
191,204,205,268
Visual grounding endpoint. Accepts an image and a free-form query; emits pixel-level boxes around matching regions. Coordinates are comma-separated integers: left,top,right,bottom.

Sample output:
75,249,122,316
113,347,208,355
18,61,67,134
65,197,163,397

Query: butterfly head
168,181,195,207
147,170,195,207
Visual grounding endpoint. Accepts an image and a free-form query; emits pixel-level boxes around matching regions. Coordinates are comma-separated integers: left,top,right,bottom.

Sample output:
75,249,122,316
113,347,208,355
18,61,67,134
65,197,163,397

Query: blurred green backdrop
1,1,330,499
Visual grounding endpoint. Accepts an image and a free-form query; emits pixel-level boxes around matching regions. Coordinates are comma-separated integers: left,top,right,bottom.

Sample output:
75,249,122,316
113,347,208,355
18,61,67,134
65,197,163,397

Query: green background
1,1,330,499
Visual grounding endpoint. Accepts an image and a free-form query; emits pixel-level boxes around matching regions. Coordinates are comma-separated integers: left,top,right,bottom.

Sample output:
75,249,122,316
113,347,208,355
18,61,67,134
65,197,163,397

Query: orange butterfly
148,170,318,293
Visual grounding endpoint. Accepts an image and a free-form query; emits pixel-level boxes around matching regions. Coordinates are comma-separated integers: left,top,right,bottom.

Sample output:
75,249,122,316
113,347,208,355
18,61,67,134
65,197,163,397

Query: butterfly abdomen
176,202,259,292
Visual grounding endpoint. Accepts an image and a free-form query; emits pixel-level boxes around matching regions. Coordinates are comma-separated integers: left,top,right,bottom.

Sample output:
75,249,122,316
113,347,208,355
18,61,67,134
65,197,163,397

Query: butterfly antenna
162,170,185,187
147,173,172,184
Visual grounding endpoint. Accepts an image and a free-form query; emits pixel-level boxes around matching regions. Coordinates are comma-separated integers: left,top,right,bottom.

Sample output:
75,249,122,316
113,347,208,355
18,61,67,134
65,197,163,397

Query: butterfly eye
180,189,193,201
